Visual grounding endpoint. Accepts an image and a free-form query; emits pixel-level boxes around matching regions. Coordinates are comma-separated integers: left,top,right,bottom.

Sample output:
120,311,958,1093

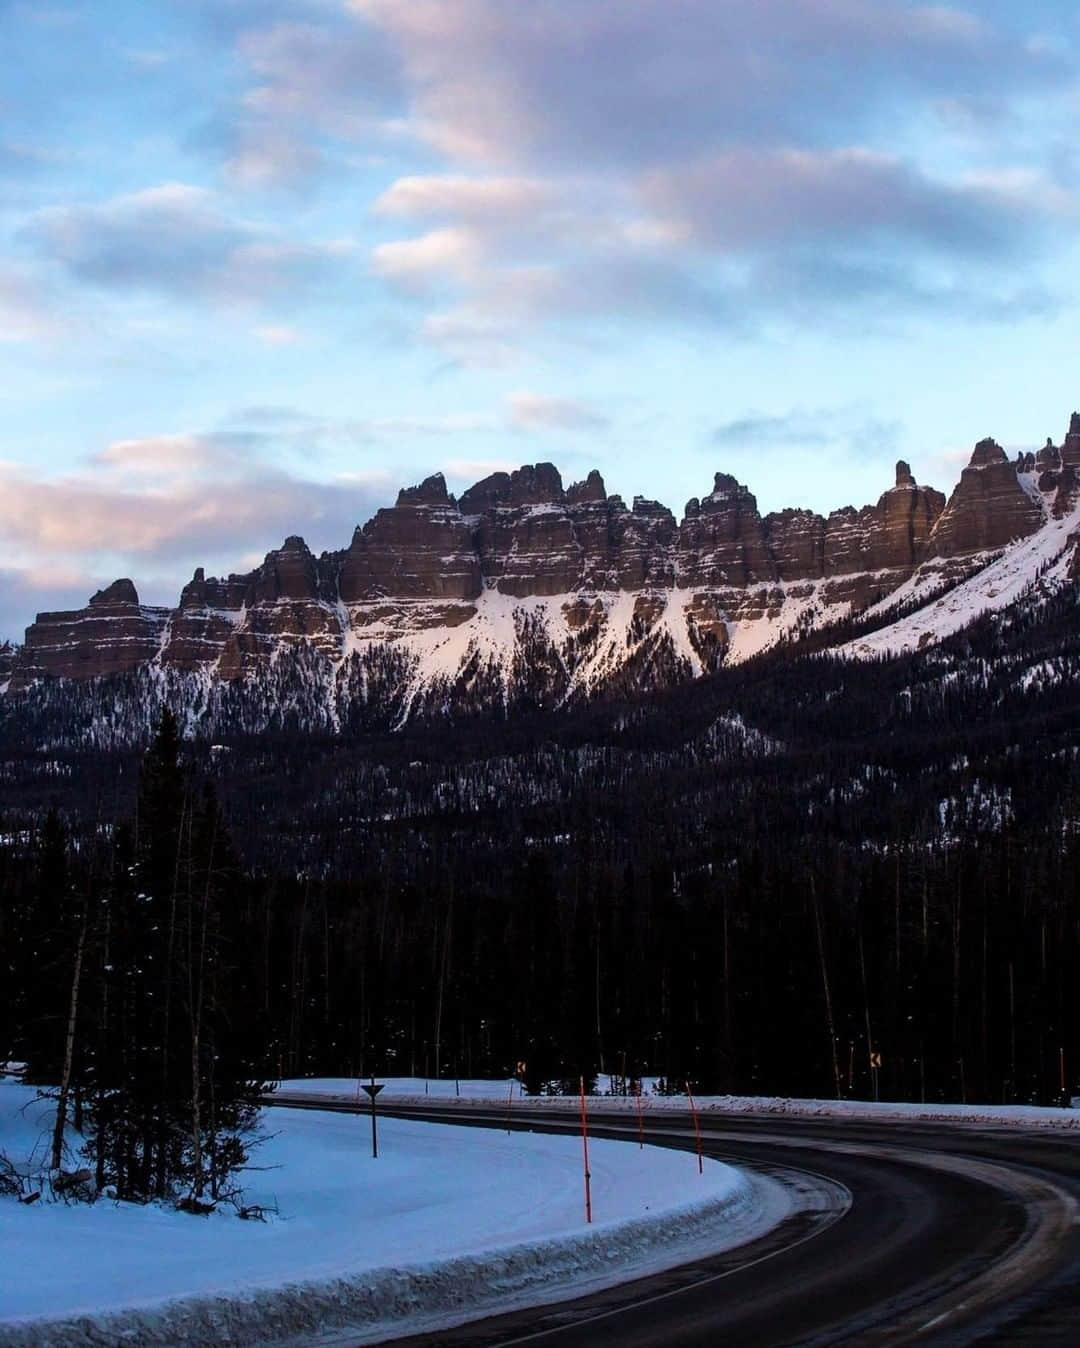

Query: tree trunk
51,906,88,1172
810,880,843,1101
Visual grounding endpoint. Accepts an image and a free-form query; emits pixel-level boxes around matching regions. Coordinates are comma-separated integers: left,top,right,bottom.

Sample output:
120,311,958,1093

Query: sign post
361,1078,385,1159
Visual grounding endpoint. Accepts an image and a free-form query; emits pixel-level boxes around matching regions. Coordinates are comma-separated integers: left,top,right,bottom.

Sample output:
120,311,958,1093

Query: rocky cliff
8,413,1080,724
14,579,170,685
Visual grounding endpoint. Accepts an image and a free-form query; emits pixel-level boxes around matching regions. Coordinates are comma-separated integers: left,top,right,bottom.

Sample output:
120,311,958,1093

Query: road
270,1097,1080,1347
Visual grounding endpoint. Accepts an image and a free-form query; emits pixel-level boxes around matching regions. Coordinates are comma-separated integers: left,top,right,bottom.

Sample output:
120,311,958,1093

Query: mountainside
5,412,1080,741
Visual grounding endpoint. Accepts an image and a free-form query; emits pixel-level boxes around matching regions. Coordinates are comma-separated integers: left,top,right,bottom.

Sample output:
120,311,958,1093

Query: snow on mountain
843,491,1080,661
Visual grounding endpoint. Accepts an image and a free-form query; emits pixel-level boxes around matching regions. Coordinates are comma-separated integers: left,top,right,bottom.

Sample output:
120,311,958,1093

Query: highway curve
273,1099,1080,1347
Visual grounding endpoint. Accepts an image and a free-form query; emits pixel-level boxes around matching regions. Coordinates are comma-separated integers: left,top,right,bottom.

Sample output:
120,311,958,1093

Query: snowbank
0,1082,793,1347
280,1074,660,1101
276,1077,1080,1130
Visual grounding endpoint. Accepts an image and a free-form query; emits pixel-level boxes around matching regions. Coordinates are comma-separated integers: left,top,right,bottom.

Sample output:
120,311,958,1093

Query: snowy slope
841,504,1080,660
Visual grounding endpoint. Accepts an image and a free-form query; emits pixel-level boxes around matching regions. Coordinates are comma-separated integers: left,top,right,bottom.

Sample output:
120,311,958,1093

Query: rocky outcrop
217,537,343,679
1032,417,1080,520
1062,413,1080,471
925,439,1044,562
161,568,249,670
677,474,775,588
341,473,482,629
11,579,169,689
461,463,584,597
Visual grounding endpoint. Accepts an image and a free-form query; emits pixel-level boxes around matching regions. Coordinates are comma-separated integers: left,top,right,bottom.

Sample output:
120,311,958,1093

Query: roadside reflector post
361,1077,384,1159
580,1075,593,1224
686,1081,704,1175
506,1078,515,1134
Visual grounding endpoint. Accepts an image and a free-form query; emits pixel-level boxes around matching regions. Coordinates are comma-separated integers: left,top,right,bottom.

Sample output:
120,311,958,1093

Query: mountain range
3,411,1079,740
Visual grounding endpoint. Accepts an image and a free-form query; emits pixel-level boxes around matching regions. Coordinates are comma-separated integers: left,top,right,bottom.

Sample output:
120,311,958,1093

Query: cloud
177,2,1072,357
506,391,608,432
375,175,558,223
641,147,1043,256
372,227,480,292
89,432,255,478
213,16,404,186
0,460,384,565
712,414,831,450
710,406,903,464
25,183,352,305
237,20,401,129
351,0,1060,168
0,423,399,641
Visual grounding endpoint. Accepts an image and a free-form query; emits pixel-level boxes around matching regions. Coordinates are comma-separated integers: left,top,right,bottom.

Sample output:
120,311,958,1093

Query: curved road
272,1098,1080,1347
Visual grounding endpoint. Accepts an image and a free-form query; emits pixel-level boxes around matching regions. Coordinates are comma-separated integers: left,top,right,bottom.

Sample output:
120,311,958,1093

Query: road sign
361,1081,384,1158
870,1052,882,1069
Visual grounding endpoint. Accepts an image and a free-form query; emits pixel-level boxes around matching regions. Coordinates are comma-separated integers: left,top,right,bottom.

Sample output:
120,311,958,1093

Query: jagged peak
89,578,139,607
397,472,451,507
895,460,915,488
709,471,743,497
1070,412,1080,437
1036,439,1060,469
968,438,1007,469
459,470,511,513
701,472,757,514
460,462,565,512
278,535,311,554
510,462,564,505
567,469,606,504
632,496,672,518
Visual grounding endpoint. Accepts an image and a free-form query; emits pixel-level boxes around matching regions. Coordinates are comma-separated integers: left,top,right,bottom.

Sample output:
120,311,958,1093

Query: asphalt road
272,1098,1080,1347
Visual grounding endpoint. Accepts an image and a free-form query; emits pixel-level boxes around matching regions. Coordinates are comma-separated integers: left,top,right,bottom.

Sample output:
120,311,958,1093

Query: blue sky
2,0,1079,638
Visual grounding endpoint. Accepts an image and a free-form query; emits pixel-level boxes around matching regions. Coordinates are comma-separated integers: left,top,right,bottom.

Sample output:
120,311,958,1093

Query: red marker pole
580,1075,593,1224
686,1082,704,1175
634,1080,645,1150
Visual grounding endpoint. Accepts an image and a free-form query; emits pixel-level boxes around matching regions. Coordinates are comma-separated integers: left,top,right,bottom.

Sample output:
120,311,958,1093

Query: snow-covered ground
0,1081,796,1348
277,1077,1080,1129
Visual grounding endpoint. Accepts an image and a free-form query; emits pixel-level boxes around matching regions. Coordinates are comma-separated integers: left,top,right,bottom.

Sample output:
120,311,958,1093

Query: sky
1,0,1079,640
